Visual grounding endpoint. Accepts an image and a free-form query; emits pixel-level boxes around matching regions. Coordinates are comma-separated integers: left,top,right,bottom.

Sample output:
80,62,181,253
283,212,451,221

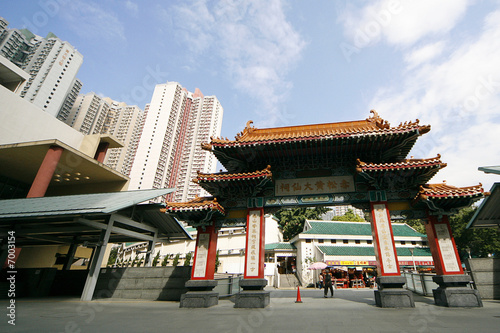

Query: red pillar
191,225,218,280
370,202,401,276
244,208,265,279
94,142,109,163
27,145,63,198
425,214,464,275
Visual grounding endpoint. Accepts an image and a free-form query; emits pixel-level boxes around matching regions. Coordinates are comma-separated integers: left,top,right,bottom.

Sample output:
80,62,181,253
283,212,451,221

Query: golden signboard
275,176,355,196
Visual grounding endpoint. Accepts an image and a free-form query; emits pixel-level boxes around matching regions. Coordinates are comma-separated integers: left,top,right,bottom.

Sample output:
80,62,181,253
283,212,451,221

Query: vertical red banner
370,202,401,276
244,208,265,279
425,215,464,275
191,225,218,280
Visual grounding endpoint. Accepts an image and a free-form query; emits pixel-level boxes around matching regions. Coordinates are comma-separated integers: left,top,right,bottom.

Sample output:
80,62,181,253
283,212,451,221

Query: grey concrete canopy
0,188,193,245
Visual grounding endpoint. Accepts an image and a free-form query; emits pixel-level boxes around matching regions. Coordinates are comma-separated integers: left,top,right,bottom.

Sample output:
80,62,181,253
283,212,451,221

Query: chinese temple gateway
165,111,484,308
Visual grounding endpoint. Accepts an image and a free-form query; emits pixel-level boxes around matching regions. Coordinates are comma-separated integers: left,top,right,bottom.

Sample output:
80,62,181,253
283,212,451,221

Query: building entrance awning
0,188,192,301
467,182,500,229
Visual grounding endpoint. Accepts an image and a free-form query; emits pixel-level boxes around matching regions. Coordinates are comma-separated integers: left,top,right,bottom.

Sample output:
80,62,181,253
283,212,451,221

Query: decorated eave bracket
381,131,420,161
413,184,485,217
419,197,478,217
202,142,248,173
251,173,273,197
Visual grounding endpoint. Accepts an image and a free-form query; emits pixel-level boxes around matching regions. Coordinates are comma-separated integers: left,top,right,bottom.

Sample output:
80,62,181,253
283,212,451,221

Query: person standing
323,269,334,298
319,270,324,289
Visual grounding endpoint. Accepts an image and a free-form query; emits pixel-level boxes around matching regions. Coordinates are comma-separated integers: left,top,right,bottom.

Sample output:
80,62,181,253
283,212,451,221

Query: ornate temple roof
412,183,485,213
163,197,225,226
356,155,446,172
194,166,272,183
416,183,484,199
202,110,431,173
193,166,273,198
206,110,429,145
356,155,447,188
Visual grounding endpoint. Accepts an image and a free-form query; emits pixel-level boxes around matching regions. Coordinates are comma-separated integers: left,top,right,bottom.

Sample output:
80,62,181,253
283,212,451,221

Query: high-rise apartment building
0,17,83,118
129,82,223,202
64,93,144,177
65,92,110,135
101,97,144,176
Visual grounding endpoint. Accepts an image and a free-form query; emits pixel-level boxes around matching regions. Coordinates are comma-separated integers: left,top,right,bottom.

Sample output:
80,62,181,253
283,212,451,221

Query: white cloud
168,0,305,126
404,41,445,69
125,1,138,13
60,0,126,41
369,9,500,190
339,0,470,48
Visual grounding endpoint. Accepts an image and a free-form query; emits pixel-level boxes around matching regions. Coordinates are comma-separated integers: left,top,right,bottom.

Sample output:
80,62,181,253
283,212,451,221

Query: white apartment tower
0,17,83,119
64,93,144,176
101,97,144,176
129,82,223,202
65,92,110,135
19,33,83,117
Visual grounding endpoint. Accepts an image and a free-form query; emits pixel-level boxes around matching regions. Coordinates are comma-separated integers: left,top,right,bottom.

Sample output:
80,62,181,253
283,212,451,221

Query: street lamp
409,248,417,273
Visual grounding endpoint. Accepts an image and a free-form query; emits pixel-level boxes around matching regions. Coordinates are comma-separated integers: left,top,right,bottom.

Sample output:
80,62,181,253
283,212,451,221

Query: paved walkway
2,288,499,333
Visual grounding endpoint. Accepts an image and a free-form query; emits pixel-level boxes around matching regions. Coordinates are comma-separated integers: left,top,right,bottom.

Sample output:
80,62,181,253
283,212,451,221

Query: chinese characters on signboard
246,210,261,277
373,204,399,274
275,176,355,196
193,233,209,278
435,224,460,272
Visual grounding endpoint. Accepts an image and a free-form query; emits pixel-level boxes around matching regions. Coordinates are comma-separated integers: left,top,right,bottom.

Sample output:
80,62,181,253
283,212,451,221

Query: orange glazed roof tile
163,197,225,215
356,155,447,172
415,183,484,200
203,110,430,148
194,166,272,183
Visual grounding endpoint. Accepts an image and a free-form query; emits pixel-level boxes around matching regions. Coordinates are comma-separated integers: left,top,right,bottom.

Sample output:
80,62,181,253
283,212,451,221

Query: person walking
323,269,334,298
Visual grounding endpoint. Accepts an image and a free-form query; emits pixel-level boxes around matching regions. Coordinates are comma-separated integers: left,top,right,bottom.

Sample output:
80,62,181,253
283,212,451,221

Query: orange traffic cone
295,286,303,303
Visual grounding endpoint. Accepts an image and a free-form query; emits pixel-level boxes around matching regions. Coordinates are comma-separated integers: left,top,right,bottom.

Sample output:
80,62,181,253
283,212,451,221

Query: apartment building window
343,240,349,244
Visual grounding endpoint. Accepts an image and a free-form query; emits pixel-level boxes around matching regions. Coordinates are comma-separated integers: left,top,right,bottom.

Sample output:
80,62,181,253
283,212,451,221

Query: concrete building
129,82,223,202
117,215,282,280
63,93,144,177
0,17,83,120
290,220,433,286
321,204,365,219
0,62,192,301
101,97,144,176
65,92,110,135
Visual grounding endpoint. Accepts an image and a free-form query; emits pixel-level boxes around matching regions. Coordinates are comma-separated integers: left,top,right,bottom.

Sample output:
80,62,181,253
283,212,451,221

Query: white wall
0,86,84,148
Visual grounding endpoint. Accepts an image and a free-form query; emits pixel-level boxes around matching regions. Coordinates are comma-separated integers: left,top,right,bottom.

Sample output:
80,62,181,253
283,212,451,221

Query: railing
402,272,439,296
403,271,476,296
213,275,243,297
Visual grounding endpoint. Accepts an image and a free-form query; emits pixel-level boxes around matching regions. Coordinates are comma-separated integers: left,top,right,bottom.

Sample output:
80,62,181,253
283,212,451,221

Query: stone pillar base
179,280,219,308
432,275,483,307
374,276,415,308
234,278,270,308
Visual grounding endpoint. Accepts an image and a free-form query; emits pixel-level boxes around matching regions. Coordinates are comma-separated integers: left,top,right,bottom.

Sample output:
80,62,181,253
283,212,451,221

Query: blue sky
2,0,499,191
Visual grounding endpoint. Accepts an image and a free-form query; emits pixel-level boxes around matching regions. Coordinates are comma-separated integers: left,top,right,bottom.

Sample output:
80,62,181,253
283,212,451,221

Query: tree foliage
275,206,329,241
161,254,170,266
450,207,500,260
152,252,160,267
172,253,180,267
404,219,426,234
107,247,118,266
184,252,192,266
334,209,365,222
